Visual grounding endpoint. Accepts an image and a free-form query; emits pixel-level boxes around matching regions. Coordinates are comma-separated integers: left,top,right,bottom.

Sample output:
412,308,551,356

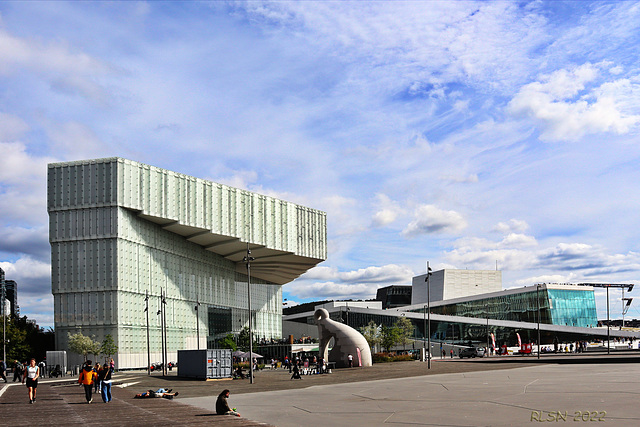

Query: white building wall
412,269,502,305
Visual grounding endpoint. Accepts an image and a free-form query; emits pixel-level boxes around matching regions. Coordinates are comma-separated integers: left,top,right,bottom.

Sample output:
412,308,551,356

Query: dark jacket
98,367,113,382
216,394,231,415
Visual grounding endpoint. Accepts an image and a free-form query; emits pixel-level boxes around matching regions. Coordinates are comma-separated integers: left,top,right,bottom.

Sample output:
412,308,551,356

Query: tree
380,324,400,353
100,334,118,361
360,321,381,352
237,327,250,350
2,316,54,362
68,332,101,362
218,333,237,351
395,316,414,350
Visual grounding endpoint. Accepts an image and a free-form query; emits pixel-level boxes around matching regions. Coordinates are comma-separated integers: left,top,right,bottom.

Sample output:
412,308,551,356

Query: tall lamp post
537,284,541,360
145,290,150,375
425,262,433,369
243,244,255,384
195,299,200,350
1,272,6,365
606,285,610,355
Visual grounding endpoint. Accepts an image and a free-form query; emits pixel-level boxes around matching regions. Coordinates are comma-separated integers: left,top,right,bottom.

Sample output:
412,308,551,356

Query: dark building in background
0,267,20,318
376,285,412,309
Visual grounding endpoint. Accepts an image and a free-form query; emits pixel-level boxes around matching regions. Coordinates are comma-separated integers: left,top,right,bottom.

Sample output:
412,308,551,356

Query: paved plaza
1,354,639,426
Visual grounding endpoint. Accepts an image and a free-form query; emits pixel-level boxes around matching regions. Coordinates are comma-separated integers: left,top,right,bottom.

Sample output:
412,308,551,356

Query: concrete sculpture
314,308,372,368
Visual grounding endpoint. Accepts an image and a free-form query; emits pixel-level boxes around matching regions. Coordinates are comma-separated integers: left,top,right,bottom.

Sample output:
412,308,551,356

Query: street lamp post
145,290,150,375
195,299,200,350
1,273,6,365
425,262,433,369
537,284,541,360
243,244,255,384
606,286,610,355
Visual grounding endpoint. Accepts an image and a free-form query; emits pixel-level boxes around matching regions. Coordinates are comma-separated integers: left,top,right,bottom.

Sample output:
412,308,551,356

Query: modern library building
48,158,326,368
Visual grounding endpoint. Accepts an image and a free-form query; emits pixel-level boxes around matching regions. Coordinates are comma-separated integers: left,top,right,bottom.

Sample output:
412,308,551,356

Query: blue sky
1,1,640,328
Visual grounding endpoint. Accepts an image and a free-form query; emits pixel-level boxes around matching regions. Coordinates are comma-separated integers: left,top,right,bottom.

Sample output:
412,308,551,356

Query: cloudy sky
1,1,640,328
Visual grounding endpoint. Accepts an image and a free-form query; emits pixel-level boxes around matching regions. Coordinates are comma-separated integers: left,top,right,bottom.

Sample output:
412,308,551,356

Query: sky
1,1,640,329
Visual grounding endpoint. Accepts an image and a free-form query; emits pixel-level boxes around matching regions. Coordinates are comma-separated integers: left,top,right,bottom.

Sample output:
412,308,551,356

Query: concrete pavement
181,356,640,426
2,353,640,426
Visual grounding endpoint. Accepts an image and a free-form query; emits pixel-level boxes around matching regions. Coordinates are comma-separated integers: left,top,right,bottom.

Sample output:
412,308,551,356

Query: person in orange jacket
78,360,97,403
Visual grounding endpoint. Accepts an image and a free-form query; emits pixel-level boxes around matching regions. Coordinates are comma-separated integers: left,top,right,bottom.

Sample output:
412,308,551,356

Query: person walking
13,360,23,382
38,360,47,379
78,360,97,403
0,359,7,382
99,363,114,403
347,354,353,368
23,358,40,403
93,363,102,394
450,349,454,359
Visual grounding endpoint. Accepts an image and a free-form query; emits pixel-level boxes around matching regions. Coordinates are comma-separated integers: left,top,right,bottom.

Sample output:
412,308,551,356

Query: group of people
0,359,47,383
77,359,115,403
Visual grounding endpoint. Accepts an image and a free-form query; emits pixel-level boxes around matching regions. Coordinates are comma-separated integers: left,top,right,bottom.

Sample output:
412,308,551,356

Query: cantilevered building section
48,158,327,368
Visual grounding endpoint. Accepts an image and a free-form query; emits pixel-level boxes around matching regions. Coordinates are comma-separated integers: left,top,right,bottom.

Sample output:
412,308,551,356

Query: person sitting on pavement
216,389,240,417
234,366,245,379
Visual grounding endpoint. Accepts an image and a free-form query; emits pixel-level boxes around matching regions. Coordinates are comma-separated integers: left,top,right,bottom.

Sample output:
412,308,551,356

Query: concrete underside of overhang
137,212,323,285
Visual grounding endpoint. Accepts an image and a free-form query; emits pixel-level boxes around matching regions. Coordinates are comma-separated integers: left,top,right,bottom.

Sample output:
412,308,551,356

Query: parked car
459,347,484,358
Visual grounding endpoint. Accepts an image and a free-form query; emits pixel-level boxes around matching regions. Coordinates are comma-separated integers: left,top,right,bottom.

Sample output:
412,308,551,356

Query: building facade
48,158,326,368
376,285,412,309
412,269,502,305
0,268,20,318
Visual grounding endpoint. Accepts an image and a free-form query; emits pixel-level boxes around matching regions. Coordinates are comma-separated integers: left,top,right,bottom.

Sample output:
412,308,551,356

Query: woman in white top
23,358,40,403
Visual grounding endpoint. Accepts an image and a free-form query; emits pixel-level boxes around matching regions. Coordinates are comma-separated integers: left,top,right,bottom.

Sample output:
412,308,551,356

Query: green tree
6,321,29,361
218,333,237,351
395,316,414,350
237,327,250,350
68,332,101,362
100,334,118,362
2,316,54,362
237,327,258,352
380,324,400,353
360,321,381,352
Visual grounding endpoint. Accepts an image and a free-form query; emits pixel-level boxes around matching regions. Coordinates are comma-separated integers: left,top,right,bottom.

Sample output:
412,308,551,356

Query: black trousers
83,384,93,402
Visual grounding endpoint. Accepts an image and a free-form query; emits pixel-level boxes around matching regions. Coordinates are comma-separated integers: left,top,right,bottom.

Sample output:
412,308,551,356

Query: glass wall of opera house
48,158,326,368
284,271,638,353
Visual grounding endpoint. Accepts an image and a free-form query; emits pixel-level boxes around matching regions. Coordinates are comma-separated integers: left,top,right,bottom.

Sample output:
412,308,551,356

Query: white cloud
288,281,378,300
0,112,29,141
0,28,114,103
499,233,537,248
514,273,579,287
45,121,107,159
493,219,529,234
508,63,640,141
0,142,54,225
371,194,403,227
302,264,414,285
402,205,467,237
439,173,479,184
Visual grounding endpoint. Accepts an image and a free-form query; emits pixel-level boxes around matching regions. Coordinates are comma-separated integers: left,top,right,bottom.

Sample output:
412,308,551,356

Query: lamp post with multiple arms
243,244,255,384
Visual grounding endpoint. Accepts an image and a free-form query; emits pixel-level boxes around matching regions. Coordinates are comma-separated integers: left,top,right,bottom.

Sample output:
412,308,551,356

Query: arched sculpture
314,308,372,368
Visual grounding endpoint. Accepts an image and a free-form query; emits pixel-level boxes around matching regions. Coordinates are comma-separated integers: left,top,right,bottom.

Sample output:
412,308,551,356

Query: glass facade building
285,284,602,351
419,284,597,328
49,158,326,368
